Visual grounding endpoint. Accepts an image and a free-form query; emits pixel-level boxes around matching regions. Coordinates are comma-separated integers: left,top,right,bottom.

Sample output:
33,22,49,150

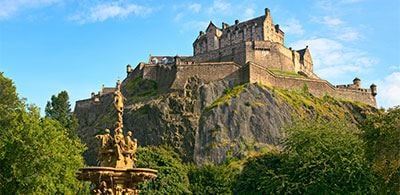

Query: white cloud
208,0,231,14
243,8,255,20
377,72,400,108
69,2,152,24
0,0,60,20
340,0,365,4
188,3,201,13
281,18,304,35
389,65,400,70
182,20,209,32
338,27,361,41
321,16,343,27
290,38,377,79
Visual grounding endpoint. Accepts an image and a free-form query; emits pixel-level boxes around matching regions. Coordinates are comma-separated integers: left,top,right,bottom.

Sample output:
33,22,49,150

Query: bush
361,106,400,193
135,146,190,194
235,120,376,194
188,163,239,194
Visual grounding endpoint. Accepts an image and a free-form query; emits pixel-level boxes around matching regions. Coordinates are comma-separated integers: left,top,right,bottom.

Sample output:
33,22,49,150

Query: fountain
77,80,157,195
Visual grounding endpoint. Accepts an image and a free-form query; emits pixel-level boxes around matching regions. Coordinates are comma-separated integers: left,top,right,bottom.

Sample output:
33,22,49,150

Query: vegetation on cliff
361,106,400,193
133,111,399,194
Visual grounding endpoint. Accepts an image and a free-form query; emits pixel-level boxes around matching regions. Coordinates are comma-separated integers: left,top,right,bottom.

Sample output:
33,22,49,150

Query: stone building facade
77,7,377,107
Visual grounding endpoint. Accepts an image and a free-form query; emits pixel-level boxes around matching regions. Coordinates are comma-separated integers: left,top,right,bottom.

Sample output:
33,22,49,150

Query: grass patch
269,68,305,78
205,84,246,112
258,83,372,121
124,77,159,103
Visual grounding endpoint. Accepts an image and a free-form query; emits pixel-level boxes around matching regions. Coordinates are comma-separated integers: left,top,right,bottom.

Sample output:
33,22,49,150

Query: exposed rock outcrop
75,78,374,165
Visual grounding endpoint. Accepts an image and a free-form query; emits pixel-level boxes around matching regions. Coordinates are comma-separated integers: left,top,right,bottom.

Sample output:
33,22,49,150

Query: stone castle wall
193,41,316,79
194,8,284,56
126,61,242,91
171,62,242,89
75,7,376,108
248,62,376,106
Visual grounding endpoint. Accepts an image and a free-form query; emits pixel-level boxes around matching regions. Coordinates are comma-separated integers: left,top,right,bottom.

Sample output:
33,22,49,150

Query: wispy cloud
338,27,361,41
282,18,304,35
243,7,255,20
320,16,343,27
290,38,377,80
188,3,201,13
207,0,231,14
340,0,365,4
377,72,400,108
389,65,400,70
69,2,152,24
0,0,61,20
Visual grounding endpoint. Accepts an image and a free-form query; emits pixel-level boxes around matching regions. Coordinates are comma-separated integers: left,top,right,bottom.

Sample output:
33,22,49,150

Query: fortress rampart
76,7,377,107
247,62,376,105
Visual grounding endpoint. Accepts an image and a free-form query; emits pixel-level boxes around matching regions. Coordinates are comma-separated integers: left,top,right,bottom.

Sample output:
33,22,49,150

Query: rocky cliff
75,77,374,165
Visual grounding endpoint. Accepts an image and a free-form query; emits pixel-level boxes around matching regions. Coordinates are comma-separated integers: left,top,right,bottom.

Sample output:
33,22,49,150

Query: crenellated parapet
76,6,377,108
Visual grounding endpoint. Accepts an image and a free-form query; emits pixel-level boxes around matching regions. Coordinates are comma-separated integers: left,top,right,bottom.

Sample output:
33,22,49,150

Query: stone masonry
77,7,377,107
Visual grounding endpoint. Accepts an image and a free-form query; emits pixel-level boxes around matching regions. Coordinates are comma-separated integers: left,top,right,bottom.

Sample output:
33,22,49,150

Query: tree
235,120,376,194
0,73,86,194
45,90,78,137
135,146,190,194
188,163,239,195
361,106,400,193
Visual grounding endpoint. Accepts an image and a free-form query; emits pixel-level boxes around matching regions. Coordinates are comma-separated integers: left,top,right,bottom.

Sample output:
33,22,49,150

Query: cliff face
75,77,374,165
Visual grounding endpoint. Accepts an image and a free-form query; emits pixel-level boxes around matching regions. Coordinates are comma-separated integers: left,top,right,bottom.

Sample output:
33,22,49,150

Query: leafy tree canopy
45,90,78,137
235,119,376,194
188,162,239,195
0,73,86,194
135,145,191,194
361,106,400,193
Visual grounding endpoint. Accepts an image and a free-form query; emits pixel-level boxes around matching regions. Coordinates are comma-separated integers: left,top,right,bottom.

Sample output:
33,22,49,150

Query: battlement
76,7,377,107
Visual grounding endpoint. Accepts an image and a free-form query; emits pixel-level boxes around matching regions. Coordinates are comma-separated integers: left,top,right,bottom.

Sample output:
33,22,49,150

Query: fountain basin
77,167,157,194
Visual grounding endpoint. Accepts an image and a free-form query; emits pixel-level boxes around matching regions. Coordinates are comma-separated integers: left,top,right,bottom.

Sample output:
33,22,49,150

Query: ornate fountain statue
77,80,157,195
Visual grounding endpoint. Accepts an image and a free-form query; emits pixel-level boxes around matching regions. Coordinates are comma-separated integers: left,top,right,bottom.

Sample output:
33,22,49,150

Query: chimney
235,20,239,25
265,8,270,16
222,22,229,29
199,31,204,36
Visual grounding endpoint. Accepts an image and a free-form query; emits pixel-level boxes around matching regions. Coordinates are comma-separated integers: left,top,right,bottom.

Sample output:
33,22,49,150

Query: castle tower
353,77,361,88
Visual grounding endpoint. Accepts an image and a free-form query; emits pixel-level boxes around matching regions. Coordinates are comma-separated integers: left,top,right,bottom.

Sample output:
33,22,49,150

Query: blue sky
0,0,399,113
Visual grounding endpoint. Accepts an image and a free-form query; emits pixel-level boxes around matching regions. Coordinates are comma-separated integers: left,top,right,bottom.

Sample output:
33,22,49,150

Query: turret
370,84,377,97
126,64,132,75
174,55,181,65
353,77,361,88
222,22,229,29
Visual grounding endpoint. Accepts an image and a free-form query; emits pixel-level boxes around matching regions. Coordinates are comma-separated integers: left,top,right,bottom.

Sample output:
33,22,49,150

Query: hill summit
75,7,377,165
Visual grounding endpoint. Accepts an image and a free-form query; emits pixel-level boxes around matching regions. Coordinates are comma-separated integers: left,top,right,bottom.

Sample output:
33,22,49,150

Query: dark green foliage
188,163,239,195
235,120,376,194
361,106,400,193
136,146,191,194
0,72,20,111
0,73,86,194
45,90,78,137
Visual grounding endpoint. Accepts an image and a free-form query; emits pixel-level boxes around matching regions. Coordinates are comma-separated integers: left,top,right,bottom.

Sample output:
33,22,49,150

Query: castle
77,8,377,107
